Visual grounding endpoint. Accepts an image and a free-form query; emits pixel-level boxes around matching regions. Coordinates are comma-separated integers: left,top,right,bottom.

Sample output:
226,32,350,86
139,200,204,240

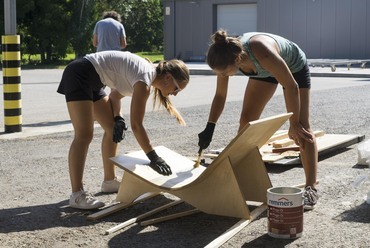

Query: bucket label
268,197,294,207
267,187,304,239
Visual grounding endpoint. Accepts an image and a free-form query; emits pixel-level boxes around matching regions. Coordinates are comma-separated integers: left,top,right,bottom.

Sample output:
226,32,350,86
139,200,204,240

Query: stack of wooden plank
205,130,364,165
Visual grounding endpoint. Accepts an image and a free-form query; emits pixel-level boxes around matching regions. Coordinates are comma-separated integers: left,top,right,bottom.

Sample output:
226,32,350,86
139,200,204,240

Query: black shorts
249,64,311,89
57,58,107,102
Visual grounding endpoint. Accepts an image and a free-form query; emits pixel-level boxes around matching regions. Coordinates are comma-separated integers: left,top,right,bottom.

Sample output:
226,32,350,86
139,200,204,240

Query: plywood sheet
111,147,206,189
111,113,292,219
206,132,364,164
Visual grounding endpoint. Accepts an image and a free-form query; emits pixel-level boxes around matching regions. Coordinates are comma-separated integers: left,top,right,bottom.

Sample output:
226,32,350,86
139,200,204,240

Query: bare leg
295,88,318,188
94,96,119,181
67,101,94,192
239,79,278,132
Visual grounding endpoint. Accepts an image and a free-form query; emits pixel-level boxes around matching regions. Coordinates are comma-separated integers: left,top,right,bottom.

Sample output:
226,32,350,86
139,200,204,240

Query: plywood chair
110,113,292,220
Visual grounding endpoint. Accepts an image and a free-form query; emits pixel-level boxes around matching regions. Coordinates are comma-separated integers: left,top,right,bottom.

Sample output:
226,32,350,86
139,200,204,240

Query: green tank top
240,32,306,77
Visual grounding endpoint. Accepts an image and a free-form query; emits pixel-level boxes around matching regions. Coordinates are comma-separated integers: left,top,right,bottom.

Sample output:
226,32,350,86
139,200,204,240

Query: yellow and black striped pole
2,35,22,133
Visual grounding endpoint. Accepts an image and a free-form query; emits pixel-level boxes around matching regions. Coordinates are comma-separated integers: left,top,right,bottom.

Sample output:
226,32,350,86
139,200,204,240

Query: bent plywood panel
112,113,292,219
211,113,293,170
113,150,251,219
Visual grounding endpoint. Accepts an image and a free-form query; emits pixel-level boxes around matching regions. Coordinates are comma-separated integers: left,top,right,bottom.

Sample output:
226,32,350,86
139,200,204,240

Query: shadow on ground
0,200,99,233
334,201,370,223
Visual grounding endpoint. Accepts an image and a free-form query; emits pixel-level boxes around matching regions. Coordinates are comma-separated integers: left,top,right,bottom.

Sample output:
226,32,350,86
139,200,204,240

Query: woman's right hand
112,116,128,143
288,122,314,147
198,122,216,149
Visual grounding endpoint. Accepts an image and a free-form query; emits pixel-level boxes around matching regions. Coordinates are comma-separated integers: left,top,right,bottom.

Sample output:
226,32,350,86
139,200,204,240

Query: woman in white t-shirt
57,51,189,210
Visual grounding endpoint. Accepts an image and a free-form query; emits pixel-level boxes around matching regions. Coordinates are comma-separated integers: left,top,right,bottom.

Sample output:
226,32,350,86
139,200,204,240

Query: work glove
198,122,216,150
113,116,128,143
146,150,172,176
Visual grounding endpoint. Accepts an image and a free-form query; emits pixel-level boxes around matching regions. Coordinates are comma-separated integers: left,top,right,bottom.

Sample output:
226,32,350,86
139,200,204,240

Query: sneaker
69,190,105,210
303,186,318,210
101,177,121,193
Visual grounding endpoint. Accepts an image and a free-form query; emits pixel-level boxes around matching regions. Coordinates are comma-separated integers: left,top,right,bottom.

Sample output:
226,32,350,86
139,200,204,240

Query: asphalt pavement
0,62,369,247
0,62,369,139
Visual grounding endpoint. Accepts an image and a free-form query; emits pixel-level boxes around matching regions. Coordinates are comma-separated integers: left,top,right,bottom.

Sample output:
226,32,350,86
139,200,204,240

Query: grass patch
135,52,164,63
1,52,164,69
17,54,75,69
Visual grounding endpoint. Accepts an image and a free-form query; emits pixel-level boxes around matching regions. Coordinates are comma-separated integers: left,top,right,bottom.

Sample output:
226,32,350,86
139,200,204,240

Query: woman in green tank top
198,30,318,210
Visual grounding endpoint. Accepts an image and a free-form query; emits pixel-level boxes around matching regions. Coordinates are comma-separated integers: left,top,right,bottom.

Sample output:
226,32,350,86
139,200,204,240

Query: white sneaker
69,190,105,210
101,177,121,193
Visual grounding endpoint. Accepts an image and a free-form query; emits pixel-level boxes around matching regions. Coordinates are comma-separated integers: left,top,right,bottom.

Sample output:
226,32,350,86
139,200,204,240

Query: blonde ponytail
153,88,186,126
154,60,189,126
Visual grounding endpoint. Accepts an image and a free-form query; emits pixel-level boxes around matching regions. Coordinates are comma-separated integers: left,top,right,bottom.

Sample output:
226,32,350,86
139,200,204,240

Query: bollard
2,35,22,133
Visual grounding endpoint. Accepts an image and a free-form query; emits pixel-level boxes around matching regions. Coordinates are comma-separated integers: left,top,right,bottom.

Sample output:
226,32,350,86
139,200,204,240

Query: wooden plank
272,146,300,153
140,209,201,226
316,134,365,157
204,219,252,248
105,199,184,234
267,134,365,164
210,133,363,164
272,137,295,148
204,204,267,248
87,192,158,221
266,130,289,143
203,153,219,159
272,130,325,148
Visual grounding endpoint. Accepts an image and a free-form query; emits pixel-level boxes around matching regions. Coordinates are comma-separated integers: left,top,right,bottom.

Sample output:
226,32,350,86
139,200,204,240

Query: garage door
217,4,257,36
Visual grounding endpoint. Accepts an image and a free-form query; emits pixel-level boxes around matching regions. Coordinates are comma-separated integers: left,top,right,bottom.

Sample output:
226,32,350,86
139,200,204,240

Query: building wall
163,0,370,60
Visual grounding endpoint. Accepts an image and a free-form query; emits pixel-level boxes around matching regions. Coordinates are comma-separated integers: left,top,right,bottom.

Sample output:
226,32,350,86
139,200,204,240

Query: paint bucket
267,186,304,239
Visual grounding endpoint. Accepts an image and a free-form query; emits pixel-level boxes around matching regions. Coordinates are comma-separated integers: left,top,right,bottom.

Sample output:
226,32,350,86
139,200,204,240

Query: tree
0,0,164,64
118,0,163,52
16,0,72,63
68,0,102,58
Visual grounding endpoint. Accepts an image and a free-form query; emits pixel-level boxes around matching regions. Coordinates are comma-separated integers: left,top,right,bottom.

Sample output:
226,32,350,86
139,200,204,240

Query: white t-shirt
84,51,156,96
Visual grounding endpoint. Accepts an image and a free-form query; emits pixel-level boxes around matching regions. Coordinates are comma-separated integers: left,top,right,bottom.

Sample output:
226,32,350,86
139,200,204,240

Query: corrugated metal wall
163,0,370,60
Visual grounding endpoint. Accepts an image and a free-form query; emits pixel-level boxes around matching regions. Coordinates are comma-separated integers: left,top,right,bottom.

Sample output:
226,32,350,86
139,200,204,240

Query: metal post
2,0,22,133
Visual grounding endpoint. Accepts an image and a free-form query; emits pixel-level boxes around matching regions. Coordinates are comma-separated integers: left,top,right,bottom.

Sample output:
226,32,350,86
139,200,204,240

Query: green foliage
117,0,164,52
0,0,164,65
16,0,72,63
68,0,103,58
136,51,164,63
15,52,162,69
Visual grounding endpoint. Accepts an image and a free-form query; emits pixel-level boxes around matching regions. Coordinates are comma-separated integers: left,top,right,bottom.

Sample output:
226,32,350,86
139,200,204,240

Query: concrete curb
188,67,370,78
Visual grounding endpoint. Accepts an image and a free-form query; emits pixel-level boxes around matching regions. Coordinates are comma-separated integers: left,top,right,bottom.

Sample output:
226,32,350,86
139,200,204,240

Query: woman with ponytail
198,30,318,210
57,51,189,209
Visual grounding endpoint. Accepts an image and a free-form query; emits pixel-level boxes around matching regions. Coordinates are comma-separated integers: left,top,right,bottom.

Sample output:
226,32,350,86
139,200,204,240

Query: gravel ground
1,84,370,248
